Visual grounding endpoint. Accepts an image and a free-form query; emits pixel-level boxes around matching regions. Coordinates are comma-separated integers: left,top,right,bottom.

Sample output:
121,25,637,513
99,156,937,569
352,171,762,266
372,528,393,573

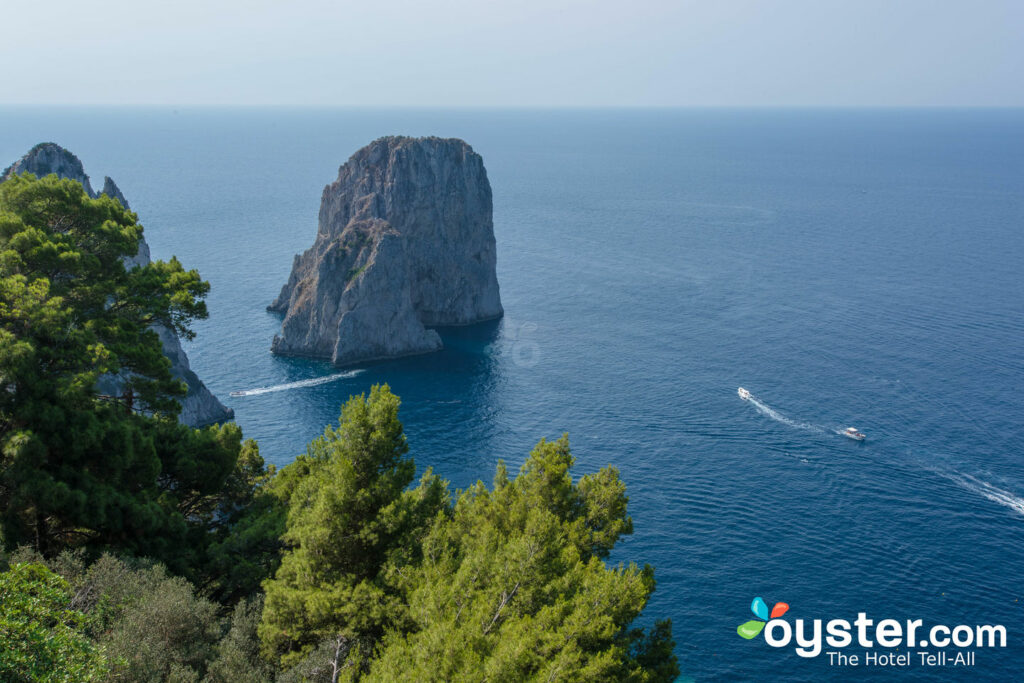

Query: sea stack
269,136,503,366
3,143,234,427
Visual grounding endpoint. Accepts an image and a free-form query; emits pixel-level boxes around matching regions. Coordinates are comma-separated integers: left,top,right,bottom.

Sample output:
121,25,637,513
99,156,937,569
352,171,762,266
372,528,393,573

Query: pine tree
366,435,679,682
259,385,447,674
0,173,269,594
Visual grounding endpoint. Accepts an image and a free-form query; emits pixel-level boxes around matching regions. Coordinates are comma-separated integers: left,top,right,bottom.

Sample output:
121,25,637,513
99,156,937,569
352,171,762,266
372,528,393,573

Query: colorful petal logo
737,596,789,639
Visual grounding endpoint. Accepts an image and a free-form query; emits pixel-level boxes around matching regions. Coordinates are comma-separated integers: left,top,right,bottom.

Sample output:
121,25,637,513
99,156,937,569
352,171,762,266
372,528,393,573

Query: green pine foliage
0,173,276,599
365,436,678,682
260,392,676,681
259,385,448,672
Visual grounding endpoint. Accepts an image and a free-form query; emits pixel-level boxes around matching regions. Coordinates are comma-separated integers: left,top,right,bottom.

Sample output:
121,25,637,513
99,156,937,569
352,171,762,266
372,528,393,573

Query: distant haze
3,0,1022,107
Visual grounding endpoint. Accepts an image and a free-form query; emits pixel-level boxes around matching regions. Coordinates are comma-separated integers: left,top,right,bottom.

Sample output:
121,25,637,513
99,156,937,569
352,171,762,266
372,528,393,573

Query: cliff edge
3,143,234,427
269,136,503,366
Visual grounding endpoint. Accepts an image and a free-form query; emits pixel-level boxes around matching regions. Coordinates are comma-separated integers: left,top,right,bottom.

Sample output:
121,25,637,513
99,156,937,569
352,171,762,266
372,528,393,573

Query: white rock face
270,136,503,366
3,144,233,426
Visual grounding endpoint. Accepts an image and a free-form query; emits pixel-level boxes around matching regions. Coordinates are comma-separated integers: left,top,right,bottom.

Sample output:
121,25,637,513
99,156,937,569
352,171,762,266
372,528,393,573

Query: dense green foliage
1,549,247,682
366,436,677,682
205,597,276,683
259,387,677,681
259,385,447,672
0,562,108,682
0,174,276,598
0,391,678,682
0,173,677,681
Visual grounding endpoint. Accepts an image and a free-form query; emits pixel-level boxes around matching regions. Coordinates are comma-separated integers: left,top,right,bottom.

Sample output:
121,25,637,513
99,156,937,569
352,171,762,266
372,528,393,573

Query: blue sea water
2,107,1023,680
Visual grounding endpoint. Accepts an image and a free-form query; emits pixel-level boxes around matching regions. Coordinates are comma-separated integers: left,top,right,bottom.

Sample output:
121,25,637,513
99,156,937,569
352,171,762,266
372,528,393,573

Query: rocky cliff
3,143,233,426
269,136,503,366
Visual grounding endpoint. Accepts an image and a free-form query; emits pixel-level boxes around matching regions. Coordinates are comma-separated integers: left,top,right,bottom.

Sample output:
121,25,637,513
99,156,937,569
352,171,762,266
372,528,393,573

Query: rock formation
269,136,503,366
3,143,233,426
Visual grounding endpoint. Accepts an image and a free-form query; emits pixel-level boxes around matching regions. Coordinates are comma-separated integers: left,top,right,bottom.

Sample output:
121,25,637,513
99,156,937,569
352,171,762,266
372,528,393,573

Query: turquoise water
2,108,1023,680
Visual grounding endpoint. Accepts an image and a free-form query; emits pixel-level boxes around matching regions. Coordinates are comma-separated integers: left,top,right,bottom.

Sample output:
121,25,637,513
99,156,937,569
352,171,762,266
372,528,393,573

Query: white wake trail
947,473,1024,517
230,370,363,397
744,393,825,433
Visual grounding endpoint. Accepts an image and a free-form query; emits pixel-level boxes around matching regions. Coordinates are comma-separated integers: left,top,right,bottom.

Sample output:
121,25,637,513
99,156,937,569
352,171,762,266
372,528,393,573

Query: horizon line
2,103,1023,111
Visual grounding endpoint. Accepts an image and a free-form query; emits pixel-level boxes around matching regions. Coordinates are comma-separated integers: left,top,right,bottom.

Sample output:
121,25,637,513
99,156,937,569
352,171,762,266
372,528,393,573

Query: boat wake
741,390,825,433
947,472,1024,517
230,370,363,397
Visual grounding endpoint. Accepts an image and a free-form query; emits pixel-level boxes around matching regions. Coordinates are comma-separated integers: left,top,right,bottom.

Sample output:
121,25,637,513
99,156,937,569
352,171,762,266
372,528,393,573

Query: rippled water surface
3,108,1023,680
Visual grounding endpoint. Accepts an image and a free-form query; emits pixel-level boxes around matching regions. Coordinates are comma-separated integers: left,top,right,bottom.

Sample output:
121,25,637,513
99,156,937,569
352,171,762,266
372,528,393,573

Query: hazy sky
4,0,1021,106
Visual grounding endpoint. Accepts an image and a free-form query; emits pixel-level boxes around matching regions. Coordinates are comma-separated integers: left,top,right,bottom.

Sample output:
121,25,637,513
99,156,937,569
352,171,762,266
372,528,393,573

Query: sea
2,107,1022,681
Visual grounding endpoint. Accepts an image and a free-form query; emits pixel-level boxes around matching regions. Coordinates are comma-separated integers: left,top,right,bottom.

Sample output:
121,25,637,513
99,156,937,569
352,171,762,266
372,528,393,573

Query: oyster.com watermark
737,596,1006,669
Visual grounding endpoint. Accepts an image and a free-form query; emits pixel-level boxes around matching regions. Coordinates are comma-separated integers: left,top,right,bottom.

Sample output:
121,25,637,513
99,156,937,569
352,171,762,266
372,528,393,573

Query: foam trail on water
231,370,363,397
744,393,825,433
947,472,1024,516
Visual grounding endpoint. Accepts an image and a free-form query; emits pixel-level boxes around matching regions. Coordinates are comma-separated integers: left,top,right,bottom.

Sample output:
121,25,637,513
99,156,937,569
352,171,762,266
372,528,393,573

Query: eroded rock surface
270,136,502,365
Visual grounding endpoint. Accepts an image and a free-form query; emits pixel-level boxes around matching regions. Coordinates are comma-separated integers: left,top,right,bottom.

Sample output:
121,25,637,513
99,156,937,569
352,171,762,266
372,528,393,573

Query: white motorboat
842,427,866,441
738,387,751,400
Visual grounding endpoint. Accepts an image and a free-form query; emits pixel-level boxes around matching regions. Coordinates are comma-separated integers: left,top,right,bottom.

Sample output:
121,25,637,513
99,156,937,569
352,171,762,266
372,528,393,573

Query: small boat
229,390,246,397
842,427,866,441
738,387,751,400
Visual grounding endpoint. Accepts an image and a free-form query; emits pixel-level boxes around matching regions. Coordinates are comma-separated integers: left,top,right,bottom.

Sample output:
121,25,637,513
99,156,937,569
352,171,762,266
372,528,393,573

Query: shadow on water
245,317,510,480
349,318,511,485
433,316,504,349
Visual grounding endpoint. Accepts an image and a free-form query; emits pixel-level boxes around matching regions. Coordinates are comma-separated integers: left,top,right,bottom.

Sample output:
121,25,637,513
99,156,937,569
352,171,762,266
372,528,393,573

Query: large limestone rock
269,136,503,366
3,143,233,426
